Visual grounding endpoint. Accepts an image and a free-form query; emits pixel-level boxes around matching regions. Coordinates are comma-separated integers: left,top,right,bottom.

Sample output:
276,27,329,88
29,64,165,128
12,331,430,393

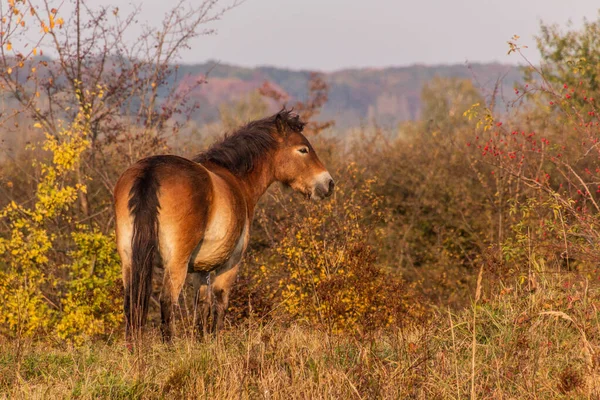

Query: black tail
125,164,160,338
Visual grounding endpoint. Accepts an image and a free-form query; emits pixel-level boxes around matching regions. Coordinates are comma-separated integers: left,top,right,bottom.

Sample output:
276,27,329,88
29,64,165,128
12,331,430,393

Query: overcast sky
90,0,599,71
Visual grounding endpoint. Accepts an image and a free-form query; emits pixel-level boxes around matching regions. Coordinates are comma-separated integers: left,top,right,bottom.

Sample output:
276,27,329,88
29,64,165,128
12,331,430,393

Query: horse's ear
274,113,283,135
290,113,305,133
274,109,288,136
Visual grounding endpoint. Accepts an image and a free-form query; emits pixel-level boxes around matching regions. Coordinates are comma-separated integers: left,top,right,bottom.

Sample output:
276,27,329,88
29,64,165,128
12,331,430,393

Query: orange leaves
5,41,12,51
42,14,63,33
47,7,64,29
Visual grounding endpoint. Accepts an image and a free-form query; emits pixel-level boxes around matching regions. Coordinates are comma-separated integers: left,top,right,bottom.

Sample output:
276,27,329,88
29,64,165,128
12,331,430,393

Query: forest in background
1,1,600,398
0,60,522,162
159,60,522,127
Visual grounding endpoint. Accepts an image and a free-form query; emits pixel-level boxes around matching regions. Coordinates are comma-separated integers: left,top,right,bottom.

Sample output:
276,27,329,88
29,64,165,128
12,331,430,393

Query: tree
420,76,483,135
259,72,334,136
0,0,240,219
0,0,241,341
527,12,600,112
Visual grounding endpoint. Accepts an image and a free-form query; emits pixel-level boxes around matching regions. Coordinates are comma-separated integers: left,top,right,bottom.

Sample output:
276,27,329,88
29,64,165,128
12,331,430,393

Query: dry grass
1,271,599,400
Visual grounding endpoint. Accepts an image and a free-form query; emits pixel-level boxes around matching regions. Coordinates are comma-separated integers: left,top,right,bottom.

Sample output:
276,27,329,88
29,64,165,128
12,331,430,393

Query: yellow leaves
507,34,528,55
0,268,54,337
40,13,63,32
55,227,122,343
0,100,115,341
463,102,480,119
6,67,12,75
33,47,37,56
253,163,400,333
5,42,12,51
463,102,494,131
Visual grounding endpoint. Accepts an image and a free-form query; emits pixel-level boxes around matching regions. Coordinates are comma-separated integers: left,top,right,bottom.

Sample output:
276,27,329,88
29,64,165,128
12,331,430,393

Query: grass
1,271,599,399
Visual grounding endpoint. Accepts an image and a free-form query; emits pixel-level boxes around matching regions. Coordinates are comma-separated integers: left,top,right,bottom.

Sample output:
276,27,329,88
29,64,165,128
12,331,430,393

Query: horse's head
272,110,335,200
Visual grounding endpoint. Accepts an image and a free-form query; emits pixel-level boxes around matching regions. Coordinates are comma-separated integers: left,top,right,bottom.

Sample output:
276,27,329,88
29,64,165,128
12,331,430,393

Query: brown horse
114,109,334,342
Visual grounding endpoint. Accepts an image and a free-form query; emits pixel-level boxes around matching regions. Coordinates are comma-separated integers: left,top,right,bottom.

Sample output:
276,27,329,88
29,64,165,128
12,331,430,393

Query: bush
229,163,429,333
0,100,122,343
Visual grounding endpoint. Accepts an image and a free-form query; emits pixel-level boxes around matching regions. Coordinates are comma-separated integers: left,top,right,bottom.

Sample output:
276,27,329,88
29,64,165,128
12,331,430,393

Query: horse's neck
237,160,276,214
205,157,276,217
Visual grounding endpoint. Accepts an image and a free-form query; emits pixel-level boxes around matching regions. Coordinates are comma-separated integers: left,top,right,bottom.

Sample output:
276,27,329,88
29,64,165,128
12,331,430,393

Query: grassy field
1,271,598,400
3,2,600,399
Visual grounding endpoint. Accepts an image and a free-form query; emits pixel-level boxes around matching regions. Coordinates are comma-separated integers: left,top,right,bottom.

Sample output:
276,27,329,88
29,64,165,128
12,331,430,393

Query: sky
89,0,600,71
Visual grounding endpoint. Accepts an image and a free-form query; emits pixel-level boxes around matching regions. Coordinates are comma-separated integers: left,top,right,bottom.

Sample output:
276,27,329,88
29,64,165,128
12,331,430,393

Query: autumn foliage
3,1,600,398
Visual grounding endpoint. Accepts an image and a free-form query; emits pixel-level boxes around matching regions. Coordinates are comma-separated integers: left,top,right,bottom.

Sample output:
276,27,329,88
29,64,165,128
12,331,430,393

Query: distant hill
172,61,522,128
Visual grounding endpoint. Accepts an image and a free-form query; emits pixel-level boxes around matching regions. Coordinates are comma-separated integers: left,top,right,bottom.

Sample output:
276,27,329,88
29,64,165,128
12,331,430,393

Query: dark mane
193,108,305,176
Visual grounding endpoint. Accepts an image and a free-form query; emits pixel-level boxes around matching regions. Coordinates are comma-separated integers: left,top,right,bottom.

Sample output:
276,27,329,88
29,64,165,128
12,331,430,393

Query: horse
113,109,335,342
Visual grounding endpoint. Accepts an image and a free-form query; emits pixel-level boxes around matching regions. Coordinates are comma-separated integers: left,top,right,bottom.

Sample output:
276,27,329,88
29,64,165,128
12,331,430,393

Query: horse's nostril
327,179,335,196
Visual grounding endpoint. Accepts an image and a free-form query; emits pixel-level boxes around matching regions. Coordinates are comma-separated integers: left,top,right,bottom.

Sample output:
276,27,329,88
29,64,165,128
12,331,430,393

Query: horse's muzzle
315,177,335,199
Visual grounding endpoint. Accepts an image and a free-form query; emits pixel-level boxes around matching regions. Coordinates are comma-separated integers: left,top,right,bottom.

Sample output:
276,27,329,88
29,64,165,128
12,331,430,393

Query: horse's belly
191,239,231,270
190,207,248,272
188,168,248,272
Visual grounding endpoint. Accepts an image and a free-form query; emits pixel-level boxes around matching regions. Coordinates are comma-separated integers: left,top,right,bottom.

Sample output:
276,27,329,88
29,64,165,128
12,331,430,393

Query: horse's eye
298,147,309,154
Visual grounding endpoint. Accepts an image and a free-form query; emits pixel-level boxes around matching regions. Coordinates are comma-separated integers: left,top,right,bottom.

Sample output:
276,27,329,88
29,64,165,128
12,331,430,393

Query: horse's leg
116,215,135,346
211,264,240,334
160,256,189,343
121,255,134,346
191,271,211,338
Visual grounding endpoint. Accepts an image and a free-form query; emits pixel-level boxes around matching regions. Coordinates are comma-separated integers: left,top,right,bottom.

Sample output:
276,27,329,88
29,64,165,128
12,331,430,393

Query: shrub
0,99,122,343
231,163,429,333
56,227,122,344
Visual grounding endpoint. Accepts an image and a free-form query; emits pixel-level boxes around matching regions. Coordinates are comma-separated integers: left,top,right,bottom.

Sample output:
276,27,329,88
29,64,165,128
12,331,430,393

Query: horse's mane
193,108,305,176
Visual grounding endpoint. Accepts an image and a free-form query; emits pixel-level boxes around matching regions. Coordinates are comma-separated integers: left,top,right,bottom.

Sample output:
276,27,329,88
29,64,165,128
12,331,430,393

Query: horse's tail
125,165,160,337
